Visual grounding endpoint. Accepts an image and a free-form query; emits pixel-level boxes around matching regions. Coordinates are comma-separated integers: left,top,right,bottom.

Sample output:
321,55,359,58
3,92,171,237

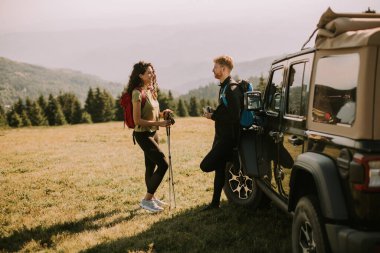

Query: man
200,55,241,210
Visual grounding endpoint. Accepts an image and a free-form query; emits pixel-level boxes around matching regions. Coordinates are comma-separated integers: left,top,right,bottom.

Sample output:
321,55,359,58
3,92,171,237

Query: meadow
0,118,291,253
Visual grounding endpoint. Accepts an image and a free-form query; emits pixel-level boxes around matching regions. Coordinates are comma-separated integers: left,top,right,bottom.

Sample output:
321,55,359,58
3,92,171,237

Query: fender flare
289,152,348,220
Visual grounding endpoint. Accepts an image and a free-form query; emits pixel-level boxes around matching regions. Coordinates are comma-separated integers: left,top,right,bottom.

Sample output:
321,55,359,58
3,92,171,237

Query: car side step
257,179,293,217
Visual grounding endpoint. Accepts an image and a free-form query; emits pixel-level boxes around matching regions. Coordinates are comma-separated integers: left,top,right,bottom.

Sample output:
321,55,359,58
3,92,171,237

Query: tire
223,162,263,208
292,195,329,253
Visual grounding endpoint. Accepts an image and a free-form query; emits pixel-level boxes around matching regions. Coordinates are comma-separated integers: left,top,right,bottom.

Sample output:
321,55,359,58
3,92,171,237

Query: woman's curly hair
125,61,157,95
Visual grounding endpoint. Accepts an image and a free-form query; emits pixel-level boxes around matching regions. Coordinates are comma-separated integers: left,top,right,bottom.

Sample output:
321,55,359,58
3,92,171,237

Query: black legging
134,131,169,195
200,138,233,205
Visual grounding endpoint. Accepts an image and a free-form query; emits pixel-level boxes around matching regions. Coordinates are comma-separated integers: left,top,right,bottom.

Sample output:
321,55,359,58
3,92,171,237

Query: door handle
288,135,304,146
269,131,283,143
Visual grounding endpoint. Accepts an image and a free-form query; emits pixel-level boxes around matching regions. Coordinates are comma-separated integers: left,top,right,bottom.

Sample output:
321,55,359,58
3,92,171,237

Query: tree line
0,87,216,128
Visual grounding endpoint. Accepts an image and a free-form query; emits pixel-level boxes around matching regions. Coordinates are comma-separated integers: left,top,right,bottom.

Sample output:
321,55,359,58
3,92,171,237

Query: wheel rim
227,164,254,200
298,220,316,253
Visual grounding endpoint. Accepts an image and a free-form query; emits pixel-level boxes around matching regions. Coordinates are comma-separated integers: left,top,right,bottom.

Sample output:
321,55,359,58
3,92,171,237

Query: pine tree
86,88,115,123
102,89,115,122
199,98,207,115
184,100,190,113
13,98,24,116
89,88,103,123
85,87,95,121
58,92,81,124
168,90,176,112
114,95,124,121
7,110,22,127
29,101,48,126
189,96,200,116
81,111,93,124
0,104,8,126
176,99,188,117
21,110,32,127
46,94,67,126
25,97,33,116
71,100,83,124
157,90,170,111
37,95,48,114
54,108,67,125
256,74,267,94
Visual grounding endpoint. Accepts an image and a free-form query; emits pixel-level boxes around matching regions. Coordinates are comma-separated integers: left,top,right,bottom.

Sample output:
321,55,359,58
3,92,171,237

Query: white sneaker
140,199,164,212
153,198,168,207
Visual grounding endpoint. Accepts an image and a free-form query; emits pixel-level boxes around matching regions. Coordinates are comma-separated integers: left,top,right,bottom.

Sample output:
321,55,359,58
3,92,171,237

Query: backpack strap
136,88,147,107
220,81,238,107
220,85,228,107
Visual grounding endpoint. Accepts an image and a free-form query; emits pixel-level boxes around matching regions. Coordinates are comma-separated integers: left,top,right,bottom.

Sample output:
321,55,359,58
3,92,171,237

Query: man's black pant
200,138,234,205
134,131,168,195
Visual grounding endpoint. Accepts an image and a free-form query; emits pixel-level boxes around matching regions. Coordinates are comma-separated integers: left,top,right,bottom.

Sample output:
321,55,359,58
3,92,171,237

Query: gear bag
220,80,256,128
120,88,146,129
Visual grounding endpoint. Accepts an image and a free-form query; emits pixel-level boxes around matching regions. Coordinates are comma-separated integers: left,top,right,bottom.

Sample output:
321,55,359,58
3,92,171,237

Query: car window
312,54,359,126
287,62,310,116
266,68,284,113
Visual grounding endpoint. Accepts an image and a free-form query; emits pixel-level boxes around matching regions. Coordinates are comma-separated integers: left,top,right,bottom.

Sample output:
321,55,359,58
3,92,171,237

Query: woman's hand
161,109,173,119
157,120,172,127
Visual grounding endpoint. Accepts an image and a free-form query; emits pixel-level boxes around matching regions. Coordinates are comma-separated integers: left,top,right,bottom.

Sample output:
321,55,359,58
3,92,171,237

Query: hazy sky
1,0,379,34
1,0,379,89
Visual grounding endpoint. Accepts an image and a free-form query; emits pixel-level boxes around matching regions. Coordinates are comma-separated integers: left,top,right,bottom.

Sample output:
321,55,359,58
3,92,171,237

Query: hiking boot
140,199,164,212
153,198,168,207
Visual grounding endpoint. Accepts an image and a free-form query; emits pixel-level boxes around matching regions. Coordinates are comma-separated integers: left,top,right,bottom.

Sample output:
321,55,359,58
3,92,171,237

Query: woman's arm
133,100,170,127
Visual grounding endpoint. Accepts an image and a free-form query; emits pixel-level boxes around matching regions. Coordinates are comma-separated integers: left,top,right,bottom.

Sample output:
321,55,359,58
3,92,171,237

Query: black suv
223,8,380,253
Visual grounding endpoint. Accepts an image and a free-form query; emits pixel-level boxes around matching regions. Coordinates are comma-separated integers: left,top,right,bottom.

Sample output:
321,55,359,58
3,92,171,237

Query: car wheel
292,195,328,253
223,162,263,208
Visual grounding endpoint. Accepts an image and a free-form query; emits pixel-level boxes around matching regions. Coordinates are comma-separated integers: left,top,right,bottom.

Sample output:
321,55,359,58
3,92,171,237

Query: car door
262,54,313,199
281,54,313,197
262,63,287,197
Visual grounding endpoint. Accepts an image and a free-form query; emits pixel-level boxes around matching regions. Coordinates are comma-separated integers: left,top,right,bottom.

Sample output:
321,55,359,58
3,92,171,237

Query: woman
126,61,173,213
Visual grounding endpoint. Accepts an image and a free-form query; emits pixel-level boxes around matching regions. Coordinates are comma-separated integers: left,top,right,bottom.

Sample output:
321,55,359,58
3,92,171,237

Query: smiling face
139,66,154,86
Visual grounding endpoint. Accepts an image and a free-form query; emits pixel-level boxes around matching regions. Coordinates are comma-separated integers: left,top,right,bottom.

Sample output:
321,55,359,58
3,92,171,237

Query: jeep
223,8,380,253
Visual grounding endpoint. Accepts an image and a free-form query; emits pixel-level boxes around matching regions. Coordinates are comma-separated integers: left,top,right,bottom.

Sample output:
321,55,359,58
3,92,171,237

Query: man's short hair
213,55,234,70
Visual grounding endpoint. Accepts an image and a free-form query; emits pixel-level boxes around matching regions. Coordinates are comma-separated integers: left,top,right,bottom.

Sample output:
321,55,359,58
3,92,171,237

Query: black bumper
326,224,380,253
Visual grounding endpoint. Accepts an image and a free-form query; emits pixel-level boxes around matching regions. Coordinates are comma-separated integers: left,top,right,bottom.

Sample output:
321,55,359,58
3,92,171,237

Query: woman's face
139,66,154,85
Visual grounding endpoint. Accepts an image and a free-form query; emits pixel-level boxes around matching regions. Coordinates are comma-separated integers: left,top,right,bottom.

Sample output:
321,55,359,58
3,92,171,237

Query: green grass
0,118,291,252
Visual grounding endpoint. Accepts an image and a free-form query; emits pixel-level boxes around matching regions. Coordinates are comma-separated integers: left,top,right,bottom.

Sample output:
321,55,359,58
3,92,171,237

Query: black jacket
211,76,241,146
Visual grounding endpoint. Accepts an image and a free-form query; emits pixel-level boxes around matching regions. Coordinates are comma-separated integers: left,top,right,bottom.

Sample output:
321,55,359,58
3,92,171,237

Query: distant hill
168,55,276,94
178,75,264,103
0,54,275,108
0,57,123,107
0,25,287,94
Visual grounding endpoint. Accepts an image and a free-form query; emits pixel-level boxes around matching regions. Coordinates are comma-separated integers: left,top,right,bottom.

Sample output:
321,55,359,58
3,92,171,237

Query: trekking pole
166,125,176,210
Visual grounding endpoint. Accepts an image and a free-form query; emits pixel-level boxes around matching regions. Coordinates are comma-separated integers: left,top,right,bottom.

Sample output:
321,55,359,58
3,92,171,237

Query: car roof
315,8,380,49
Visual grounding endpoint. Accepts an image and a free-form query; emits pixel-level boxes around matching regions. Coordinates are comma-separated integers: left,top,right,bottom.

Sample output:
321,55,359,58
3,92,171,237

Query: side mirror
244,91,263,111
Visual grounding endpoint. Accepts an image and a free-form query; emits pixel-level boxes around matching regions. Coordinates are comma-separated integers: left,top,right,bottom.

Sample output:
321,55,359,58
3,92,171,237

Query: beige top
132,89,160,132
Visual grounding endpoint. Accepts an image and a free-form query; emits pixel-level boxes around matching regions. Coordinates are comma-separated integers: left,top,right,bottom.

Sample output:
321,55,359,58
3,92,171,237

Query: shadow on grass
0,208,141,252
82,203,292,253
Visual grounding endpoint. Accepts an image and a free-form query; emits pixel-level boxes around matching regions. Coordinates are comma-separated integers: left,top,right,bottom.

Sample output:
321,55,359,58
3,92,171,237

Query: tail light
351,153,380,192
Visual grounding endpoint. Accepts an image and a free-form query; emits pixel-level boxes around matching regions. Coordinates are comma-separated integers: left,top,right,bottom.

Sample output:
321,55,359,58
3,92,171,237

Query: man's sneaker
153,198,168,207
140,199,164,212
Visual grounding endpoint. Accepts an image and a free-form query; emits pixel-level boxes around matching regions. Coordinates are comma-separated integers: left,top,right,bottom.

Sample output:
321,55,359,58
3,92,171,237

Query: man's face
212,63,224,80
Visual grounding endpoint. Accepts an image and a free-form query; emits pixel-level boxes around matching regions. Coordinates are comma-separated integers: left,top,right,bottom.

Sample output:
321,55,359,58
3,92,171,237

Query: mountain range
0,24,284,95
0,54,276,108
0,57,122,107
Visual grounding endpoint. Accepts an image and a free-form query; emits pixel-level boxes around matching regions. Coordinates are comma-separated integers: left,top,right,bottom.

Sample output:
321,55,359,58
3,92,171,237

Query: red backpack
120,88,146,128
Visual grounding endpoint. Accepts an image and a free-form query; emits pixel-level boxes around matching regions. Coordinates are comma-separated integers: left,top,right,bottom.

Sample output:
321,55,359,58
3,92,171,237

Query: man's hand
203,112,213,119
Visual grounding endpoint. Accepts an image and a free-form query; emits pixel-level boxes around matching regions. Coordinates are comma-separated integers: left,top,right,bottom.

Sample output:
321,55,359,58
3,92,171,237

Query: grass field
0,118,292,253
